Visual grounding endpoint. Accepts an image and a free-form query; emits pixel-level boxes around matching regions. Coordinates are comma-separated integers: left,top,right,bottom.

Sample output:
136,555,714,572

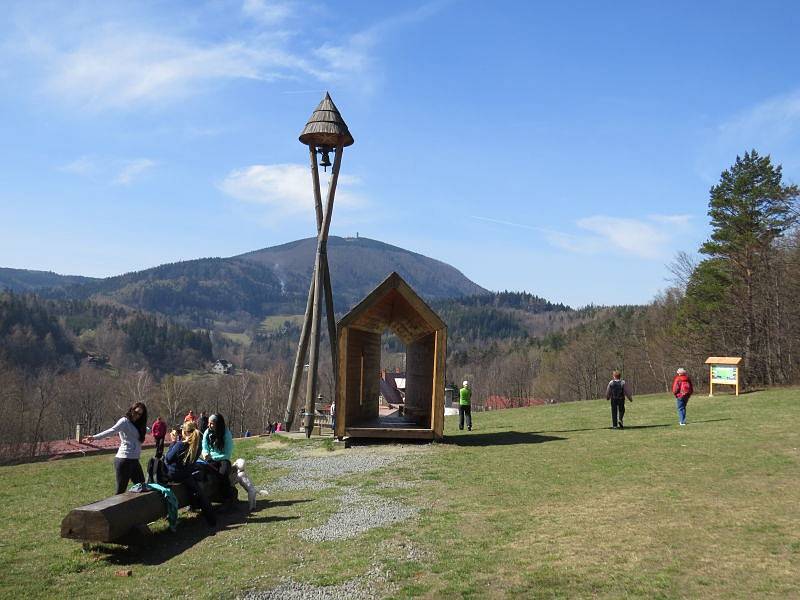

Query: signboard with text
705,356,742,396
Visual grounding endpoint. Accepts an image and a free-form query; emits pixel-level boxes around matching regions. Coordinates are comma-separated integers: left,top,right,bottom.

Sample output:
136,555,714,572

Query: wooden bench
61,478,231,545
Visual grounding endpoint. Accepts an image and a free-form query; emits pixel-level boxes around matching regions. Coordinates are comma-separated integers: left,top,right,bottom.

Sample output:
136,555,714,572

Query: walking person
198,410,209,434
672,368,694,425
152,415,167,457
459,380,472,431
84,402,149,495
605,370,633,429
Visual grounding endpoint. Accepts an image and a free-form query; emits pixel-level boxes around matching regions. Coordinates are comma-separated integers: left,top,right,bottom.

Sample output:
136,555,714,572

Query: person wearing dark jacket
165,421,215,526
198,411,209,434
672,368,694,426
605,371,633,429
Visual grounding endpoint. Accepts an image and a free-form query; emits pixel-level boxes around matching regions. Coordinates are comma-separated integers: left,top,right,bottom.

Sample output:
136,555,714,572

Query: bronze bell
318,146,332,170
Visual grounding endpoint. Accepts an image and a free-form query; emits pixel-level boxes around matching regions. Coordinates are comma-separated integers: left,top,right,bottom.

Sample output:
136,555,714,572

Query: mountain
0,268,98,292
8,237,487,331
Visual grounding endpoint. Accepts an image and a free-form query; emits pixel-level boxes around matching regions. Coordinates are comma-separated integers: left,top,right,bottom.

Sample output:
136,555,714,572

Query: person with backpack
672,367,694,426
165,420,215,526
605,370,633,429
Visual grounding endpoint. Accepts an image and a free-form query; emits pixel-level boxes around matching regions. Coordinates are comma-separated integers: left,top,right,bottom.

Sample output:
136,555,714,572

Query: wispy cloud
57,156,156,185
219,163,366,221
6,1,447,110
472,213,691,259
698,89,800,181
115,159,157,185
242,0,294,26
58,156,97,176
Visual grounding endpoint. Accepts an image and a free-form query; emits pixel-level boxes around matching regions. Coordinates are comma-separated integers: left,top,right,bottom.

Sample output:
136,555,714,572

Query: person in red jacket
152,416,167,457
672,368,694,426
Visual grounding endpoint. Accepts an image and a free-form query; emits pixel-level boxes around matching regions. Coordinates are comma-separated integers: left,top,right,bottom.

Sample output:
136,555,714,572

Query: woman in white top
85,402,149,494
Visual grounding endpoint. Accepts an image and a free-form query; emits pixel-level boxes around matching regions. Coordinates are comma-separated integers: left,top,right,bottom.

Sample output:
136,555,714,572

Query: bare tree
160,374,189,428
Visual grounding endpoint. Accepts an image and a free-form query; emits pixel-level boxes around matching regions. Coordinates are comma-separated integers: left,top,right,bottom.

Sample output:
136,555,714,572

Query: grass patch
258,314,304,333
1,388,799,598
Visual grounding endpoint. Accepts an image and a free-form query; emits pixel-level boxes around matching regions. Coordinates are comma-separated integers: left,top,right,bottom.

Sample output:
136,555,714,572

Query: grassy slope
1,388,798,599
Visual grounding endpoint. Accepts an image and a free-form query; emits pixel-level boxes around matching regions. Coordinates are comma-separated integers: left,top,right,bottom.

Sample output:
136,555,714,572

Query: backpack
679,378,693,397
147,456,170,486
609,380,625,402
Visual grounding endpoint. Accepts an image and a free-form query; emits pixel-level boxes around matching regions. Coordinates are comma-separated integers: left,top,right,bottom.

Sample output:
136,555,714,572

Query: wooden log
61,478,228,544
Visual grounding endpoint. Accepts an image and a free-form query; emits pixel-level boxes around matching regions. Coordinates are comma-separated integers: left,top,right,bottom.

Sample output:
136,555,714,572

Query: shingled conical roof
298,92,354,147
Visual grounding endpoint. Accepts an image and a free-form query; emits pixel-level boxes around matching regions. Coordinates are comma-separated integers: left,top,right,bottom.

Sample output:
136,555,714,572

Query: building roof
338,272,446,344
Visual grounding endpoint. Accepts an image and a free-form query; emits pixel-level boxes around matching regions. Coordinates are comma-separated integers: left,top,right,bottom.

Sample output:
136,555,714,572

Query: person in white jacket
85,402,149,494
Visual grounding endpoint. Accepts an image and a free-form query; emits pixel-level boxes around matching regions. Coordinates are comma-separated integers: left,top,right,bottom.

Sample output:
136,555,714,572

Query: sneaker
618,422,624,429
679,422,686,426
468,426,472,431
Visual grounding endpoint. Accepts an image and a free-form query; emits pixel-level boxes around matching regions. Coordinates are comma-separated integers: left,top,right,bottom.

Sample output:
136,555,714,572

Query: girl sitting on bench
165,421,215,527
201,413,235,502
85,402,148,495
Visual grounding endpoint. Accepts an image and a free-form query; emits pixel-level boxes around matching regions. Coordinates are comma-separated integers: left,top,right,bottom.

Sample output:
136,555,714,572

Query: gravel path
299,486,419,542
245,444,430,599
255,445,424,493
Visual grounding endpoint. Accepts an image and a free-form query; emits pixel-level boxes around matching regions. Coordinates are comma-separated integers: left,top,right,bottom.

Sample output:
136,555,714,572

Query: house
211,359,234,375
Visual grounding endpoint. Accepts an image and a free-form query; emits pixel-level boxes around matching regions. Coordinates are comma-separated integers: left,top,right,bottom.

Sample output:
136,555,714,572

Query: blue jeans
676,396,689,424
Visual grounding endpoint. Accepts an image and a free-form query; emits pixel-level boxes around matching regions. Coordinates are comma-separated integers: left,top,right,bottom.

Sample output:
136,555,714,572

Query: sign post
704,356,742,396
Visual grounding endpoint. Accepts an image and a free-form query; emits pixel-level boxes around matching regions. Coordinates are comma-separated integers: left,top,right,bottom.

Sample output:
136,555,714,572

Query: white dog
231,458,258,511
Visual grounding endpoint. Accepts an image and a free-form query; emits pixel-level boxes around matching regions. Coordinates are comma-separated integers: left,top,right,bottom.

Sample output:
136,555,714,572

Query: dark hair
209,413,227,451
125,402,148,443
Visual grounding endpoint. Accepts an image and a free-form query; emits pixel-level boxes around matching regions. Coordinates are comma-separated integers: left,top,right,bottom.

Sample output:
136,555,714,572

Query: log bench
61,478,233,545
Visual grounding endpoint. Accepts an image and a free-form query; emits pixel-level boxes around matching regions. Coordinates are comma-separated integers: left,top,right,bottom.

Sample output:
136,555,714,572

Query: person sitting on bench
165,421,216,527
201,413,235,503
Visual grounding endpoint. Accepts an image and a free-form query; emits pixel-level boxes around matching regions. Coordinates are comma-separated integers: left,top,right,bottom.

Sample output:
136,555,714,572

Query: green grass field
1,388,798,599
259,314,305,333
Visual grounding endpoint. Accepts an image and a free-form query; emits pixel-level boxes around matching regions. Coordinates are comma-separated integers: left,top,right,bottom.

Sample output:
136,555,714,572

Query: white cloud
698,89,800,181
647,214,691,226
6,2,448,111
471,212,690,259
57,156,156,185
115,159,157,185
242,0,294,26
219,163,365,220
577,216,668,259
58,156,97,176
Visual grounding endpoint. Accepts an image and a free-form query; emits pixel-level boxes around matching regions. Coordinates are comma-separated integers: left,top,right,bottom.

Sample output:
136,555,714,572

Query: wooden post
303,146,344,437
709,365,714,397
284,146,325,431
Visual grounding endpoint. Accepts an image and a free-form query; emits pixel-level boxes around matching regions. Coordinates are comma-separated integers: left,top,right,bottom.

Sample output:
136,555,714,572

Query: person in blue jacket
165,421,215,526
201,413,235,501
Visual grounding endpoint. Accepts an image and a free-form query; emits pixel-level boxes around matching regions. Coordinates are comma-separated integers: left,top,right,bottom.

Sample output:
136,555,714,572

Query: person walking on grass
672,368,694,425
605,370,633,429
84,402,148,495
459,380,473,431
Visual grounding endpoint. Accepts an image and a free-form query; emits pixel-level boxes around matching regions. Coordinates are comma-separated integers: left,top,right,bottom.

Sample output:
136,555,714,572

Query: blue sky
2,1,800,307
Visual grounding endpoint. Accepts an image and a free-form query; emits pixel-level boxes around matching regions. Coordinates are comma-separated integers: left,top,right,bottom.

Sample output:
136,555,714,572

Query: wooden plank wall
341,327,381,427
406,332,435,426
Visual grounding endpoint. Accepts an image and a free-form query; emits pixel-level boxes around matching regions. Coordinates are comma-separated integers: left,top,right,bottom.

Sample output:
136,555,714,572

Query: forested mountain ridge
3,236,488,331
0,267,98,292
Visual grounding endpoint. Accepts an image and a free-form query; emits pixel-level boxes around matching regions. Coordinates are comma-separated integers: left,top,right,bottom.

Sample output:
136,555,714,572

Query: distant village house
211,359,234,375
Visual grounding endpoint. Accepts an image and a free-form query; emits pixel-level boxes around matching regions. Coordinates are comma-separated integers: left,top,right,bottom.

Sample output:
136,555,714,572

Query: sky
2,1,800,307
